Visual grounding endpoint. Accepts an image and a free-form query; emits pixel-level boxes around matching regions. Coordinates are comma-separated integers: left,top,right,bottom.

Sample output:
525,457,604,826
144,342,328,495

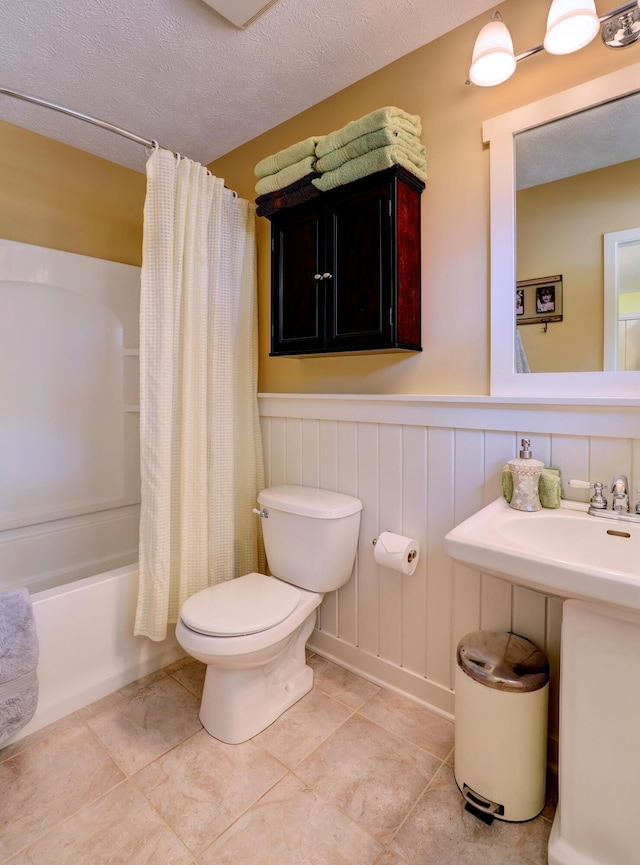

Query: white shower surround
0,238,141,596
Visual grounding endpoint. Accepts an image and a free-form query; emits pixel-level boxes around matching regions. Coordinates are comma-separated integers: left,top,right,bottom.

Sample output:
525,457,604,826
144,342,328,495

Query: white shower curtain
135,147,265,641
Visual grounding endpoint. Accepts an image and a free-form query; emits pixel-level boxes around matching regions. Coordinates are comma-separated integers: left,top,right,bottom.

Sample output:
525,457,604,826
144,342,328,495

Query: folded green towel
254,156,318,196
254,136,321,179
312,146,427,193
502,465,563,509
539,469,563,509
316,107,422,158
316,126,425,173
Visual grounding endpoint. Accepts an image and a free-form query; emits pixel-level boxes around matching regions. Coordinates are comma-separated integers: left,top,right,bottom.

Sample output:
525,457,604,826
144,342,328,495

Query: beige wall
0,119,145,266
517,159,640,372
209,0,639,395
2,1,639,392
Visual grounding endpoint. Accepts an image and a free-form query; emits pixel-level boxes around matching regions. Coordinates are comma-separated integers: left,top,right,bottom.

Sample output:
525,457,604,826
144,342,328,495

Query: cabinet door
271,209,325,354
325,182,392,351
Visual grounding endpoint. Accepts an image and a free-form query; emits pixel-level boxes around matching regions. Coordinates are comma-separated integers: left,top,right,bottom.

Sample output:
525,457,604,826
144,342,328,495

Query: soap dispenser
508,439,544,512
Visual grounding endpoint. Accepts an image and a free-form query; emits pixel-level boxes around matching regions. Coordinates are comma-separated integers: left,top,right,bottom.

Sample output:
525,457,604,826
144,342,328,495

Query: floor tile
133,728,286,855
254,688,352,767
374,852,410,865
390,765,551,865
199,772,383,865
83,673,202,774
296,713,441,843
358,688,454,760
77,669,168,719
165,657,206,697
7,780,195,865
307,654,380,709
0,721,123,860
0,659,554,865
0,713,82,764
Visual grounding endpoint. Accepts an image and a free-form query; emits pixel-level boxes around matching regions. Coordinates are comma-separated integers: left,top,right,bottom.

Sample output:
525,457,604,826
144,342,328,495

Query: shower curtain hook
145,139,159,157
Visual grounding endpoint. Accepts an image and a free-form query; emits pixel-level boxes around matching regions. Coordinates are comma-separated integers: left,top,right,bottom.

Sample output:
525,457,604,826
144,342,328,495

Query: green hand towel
254,136,321,179
502,465,514,502
502,465,563,509
316,107,422,158
539,469,563,509
312,146,427,193
254,156,318,196
316,126,425,173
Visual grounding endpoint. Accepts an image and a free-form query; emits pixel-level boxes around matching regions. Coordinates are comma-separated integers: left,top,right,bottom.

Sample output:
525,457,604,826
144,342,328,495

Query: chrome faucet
569,476,639,524
610,475,629,514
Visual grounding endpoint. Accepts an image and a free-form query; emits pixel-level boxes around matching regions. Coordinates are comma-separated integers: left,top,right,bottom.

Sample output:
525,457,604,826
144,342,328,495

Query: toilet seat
180,572,302,637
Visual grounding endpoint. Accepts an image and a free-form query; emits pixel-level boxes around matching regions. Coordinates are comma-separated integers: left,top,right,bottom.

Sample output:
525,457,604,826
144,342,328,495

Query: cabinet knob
314,273,323,281
322,272,333,280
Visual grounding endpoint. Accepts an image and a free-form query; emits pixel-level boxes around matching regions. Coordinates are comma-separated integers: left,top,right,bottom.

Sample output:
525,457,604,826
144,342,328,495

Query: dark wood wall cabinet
268,165,424,357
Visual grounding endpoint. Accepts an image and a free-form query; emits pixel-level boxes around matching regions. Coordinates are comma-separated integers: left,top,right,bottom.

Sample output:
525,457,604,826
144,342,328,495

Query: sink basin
444,498,640,612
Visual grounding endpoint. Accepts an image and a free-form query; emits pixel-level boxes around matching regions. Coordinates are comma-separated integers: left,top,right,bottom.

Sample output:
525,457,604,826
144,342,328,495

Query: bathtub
4,563,185,747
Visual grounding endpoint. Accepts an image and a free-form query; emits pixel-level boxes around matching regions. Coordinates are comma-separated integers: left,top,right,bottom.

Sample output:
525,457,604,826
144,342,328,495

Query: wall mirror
483,61,640,399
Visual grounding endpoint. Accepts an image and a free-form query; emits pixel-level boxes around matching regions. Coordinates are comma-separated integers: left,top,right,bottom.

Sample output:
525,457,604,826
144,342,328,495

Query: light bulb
469,15,517,87
544,0,600,55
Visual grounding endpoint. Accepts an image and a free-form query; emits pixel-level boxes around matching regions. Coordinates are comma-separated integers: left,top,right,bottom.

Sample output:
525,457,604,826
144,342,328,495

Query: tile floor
0,653,556,864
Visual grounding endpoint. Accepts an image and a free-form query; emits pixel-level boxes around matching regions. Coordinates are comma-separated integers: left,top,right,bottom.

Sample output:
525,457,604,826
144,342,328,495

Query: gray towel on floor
0,588,39,747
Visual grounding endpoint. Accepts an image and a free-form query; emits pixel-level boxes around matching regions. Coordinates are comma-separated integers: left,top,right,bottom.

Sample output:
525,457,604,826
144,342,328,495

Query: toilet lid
180,572,302,636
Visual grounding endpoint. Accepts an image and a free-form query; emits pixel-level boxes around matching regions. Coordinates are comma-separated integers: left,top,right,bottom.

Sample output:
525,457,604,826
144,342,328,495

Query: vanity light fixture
468,0,640,85
468,12,517,87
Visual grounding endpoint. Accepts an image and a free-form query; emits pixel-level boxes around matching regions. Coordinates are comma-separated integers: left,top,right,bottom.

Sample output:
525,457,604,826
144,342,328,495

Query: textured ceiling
0,0,497,173
516,91,640,189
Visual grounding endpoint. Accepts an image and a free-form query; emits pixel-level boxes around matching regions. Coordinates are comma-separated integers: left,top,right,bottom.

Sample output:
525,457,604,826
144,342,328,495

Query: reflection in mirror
483,60,640,399
604,227,640,370
515,93,640,374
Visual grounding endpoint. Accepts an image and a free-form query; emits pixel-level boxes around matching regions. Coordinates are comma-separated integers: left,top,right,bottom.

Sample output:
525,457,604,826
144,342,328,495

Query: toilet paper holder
372,536,418,563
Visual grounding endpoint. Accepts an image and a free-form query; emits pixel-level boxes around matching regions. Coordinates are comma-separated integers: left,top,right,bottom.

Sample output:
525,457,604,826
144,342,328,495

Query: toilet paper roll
374,532,420,576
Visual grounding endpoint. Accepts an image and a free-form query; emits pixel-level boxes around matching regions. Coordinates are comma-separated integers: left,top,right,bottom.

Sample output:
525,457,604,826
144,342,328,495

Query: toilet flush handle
252,507,269,518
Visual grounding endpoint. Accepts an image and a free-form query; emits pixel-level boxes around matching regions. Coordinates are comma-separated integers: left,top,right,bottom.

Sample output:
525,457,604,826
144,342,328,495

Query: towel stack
312,107,426,193
254,107,427,215
254,136,322,217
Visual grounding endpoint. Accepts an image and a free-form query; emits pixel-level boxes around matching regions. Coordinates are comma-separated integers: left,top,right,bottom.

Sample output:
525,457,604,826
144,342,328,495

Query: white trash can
454,630,549,824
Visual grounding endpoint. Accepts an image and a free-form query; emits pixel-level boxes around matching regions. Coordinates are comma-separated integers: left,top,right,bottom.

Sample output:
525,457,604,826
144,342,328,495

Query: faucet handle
568,479,592,489
568,479,608,509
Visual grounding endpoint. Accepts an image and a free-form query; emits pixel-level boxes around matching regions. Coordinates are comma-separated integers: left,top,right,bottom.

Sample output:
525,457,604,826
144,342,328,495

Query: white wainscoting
259,393,640,764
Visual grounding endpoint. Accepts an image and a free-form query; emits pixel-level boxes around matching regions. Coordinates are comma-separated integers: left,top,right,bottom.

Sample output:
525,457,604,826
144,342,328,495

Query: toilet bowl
175,572,322,743
176,485,362,744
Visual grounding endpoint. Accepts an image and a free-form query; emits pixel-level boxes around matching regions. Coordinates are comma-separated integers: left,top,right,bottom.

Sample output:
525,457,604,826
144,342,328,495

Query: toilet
175,484,362,744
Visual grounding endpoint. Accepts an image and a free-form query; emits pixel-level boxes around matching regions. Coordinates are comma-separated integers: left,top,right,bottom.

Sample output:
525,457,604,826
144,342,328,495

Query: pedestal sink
445,498,640,865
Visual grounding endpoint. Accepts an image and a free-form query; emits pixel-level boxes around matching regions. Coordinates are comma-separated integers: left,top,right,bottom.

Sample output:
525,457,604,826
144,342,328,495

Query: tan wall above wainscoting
0,119,146,266
210,0,640,396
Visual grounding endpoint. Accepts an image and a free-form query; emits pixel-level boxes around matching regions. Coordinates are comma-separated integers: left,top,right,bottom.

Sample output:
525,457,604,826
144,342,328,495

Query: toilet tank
257,485,362,592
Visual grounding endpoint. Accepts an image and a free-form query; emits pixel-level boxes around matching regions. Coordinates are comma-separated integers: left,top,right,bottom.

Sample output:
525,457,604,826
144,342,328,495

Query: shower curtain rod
1,86,240,197
0,87,156,149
